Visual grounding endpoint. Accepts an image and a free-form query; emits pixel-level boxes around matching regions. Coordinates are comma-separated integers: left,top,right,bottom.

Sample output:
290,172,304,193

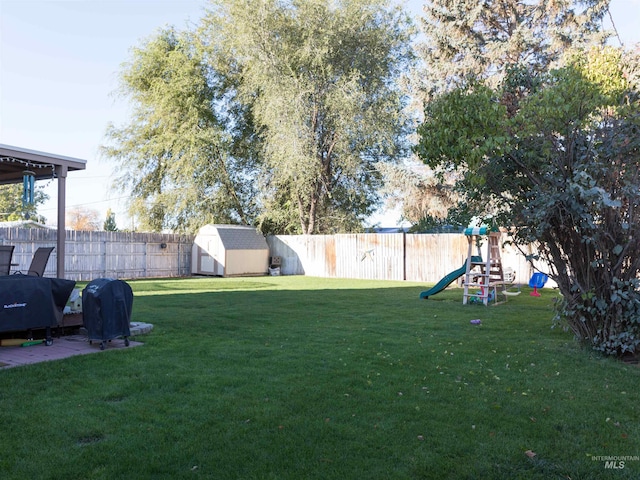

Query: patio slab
0,335,143,369
0,323,153,369
0,334,143,369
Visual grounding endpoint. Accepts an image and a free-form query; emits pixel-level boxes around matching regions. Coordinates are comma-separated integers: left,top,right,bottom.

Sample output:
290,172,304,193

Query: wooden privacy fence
0,227,541,285
0,228,192,281
266,233,538,284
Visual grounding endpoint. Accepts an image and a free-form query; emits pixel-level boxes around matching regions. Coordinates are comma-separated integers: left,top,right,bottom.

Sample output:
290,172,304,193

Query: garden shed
192,224,269,277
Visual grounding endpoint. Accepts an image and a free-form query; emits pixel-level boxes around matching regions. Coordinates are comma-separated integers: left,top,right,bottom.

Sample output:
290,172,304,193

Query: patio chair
27,247,55,277
0,245,15,275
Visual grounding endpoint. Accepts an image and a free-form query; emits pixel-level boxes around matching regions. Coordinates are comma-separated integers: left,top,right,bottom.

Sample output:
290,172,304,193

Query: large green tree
201,0,413,234
395,0,612,229
102,28,260,232
416,46,640,356
103,0,413,234
416,0,610,99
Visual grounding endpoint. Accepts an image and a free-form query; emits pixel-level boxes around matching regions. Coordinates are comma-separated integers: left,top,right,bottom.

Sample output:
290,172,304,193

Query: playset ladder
462,230,504,305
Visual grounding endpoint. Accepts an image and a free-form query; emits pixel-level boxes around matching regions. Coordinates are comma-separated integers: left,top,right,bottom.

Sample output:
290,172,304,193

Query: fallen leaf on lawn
525,450,537,458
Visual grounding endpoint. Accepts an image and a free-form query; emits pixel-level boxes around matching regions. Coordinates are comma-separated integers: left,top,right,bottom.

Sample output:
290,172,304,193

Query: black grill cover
82,278,133,341
0,275,75,332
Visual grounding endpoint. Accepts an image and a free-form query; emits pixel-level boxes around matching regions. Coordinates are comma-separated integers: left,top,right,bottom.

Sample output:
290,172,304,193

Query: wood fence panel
268,234,404,280
0,228,193,281
335,234,404,281
405,234,469,283
265,235,332,276
324,235,336,278
334,235,357,278
265,235,304,275
0,227,545,284
267,232,546,285
301,235,330,277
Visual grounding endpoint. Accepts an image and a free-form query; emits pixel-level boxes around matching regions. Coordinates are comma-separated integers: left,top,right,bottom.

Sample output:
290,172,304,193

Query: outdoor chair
0,246,15,275
26,247,55,277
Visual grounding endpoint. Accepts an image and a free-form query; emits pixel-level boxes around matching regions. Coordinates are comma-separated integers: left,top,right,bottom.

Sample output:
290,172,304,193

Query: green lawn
0,276,638,479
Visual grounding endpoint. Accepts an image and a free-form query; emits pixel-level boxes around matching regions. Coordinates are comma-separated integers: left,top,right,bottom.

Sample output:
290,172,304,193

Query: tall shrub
415,47,640,356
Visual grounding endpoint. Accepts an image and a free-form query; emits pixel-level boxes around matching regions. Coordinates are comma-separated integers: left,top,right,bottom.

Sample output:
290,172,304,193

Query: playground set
420,226,548,305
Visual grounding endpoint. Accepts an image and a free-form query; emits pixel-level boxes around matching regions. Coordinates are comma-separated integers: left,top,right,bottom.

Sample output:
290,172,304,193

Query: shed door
201,249,214,273
209,235,224,276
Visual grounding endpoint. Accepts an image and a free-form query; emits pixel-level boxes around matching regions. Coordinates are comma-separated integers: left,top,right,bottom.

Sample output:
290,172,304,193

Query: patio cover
0,144,87,278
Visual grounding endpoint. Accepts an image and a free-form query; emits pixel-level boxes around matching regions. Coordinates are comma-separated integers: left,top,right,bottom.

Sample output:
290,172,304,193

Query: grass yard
0,276,638,479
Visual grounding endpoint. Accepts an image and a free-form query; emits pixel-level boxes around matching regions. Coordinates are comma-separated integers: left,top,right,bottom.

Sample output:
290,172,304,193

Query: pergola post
56,165,68,279
0,145,86,279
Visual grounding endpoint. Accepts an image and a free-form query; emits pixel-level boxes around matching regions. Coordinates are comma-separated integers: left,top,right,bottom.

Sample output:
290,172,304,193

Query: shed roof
198,224,268,250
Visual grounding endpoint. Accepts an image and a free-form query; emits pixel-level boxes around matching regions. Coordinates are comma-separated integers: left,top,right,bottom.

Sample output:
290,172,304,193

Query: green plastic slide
419,256,482,299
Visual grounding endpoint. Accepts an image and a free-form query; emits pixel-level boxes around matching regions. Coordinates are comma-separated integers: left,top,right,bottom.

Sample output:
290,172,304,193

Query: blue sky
1,0,639,229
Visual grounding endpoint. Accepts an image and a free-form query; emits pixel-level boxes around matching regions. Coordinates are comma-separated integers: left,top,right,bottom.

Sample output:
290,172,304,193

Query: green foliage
102,27,260,233
103,1,413,235
415,83,508,172
0,184,48,223
415,0,611,100
415,46,640,356
402,0,610,233
103,208,118,232
408,203,473,233
202,0,413,234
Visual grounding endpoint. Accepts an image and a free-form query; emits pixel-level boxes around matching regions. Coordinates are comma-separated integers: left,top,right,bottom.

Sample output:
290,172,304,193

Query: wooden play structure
462,227,511,305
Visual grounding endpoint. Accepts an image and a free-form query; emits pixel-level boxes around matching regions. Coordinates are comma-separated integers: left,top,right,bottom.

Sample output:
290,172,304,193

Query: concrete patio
0,322,152,369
